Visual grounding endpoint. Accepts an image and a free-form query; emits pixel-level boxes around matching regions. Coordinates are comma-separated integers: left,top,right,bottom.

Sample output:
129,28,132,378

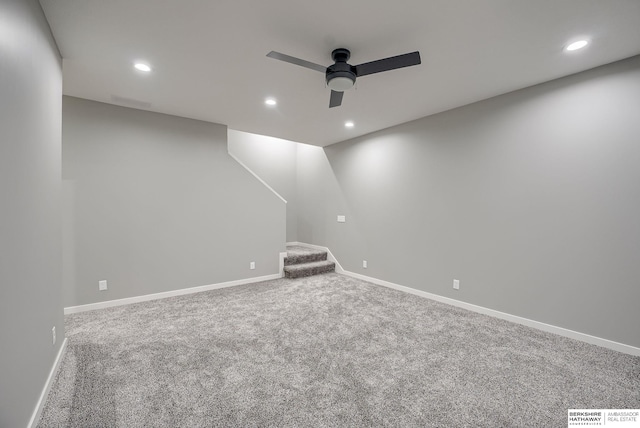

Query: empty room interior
2,0,640,426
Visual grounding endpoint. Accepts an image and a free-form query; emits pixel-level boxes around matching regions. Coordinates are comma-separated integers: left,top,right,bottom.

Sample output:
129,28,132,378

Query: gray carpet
38,273,640,427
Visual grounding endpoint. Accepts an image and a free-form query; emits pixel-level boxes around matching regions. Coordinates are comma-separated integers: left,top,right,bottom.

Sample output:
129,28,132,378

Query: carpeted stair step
284,260,336,278
283,245,335,278
284,245,327,266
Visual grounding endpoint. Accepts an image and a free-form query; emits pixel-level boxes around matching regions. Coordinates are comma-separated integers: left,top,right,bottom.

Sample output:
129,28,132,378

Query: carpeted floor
38,273,640,427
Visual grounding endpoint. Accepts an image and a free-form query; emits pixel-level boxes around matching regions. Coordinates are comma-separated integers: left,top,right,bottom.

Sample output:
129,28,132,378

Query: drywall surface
297,55,640,348
62,97,285,307
228,130,298,242
0,0,64,426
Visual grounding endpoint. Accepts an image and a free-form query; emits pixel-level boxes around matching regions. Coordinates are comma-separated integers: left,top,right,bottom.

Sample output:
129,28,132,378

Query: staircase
283,245,335,278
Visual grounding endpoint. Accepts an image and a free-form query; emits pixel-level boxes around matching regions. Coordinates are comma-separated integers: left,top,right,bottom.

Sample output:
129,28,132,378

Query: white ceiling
40,0,640,147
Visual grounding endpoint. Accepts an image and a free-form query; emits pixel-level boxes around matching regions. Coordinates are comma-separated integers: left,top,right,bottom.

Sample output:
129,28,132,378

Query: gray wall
228,130,299,242
62,97,285,307
297,55,640,348
0,0,64,426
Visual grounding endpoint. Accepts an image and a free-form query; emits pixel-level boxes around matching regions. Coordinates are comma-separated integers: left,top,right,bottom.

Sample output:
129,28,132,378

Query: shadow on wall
296,55,640,349
228,129,298,242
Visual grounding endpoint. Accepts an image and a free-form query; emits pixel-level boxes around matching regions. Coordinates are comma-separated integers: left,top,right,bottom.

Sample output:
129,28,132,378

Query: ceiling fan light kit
267,47,421,108
327,76,355,91
326,48,357,91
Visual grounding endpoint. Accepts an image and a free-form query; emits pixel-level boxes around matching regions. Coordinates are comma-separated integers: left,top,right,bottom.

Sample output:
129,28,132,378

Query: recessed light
345,121,354,128
265,98,277,106
565,40,589,52
134,63,152,72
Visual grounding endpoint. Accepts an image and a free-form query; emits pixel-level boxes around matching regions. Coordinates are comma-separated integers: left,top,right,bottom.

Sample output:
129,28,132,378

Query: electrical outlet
52,326,56,345
250,261,255,270
363,260,368,268
453,279,460,290
99,280,107,291
337,215,346,223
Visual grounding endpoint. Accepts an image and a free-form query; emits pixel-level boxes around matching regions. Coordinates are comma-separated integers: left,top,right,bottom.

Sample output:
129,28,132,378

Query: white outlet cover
250,262,255,270
363,260,368,268
453,279,460,290
337,215,346,223
99,280,107,291
52,326,56,345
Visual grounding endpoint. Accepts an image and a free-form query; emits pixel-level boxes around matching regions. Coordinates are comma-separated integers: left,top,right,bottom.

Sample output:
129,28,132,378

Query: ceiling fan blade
329,90,343,108
266,51,326,73
355,51,421,77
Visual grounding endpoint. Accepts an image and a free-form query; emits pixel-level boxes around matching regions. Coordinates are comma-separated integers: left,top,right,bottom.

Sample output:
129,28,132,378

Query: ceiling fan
266,48,421,108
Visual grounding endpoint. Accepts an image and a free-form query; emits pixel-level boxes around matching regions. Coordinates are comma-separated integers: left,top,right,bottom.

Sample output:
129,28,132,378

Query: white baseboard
342,270,640,357
287,242,640,357
64,273,282,315
279,252,287,277
28,337,68,428
228,151,287,204
65,242,640,355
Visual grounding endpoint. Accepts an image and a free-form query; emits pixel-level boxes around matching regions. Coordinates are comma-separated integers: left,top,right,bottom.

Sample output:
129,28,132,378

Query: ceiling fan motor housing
326,48,356,91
